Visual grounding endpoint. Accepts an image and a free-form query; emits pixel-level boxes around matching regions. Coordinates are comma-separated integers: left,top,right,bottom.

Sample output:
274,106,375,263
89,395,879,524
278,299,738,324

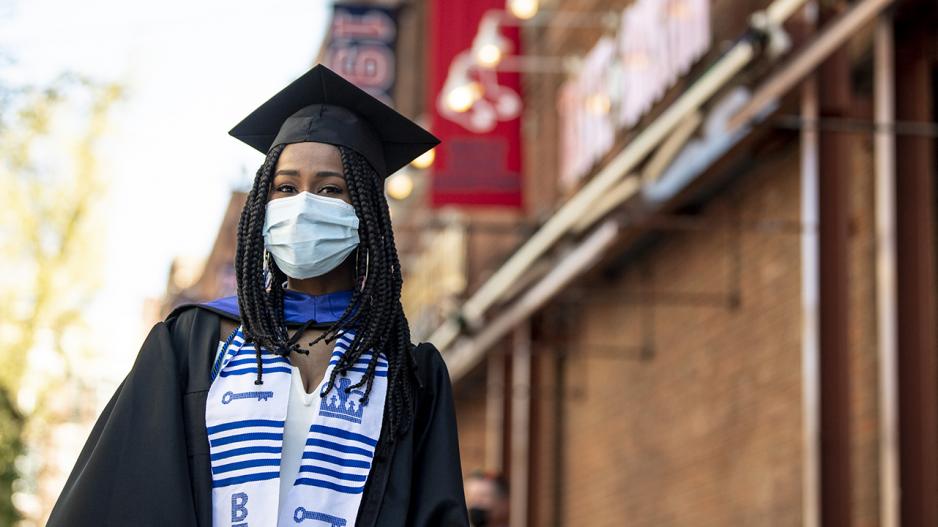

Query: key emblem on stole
293,507,346,526
222,390,274,404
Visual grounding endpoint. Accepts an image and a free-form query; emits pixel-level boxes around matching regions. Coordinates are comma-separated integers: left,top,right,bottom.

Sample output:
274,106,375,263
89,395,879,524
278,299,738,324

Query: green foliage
0,388,23,525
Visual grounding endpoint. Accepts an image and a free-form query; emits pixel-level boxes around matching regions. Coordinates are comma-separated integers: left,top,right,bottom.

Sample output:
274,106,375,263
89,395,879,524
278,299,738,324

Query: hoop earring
358,248,369,289
263,250,273,291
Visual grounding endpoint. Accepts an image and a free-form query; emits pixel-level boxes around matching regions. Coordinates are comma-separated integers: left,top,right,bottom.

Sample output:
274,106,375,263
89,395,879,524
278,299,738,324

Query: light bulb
386,172,414,200
411,148,436,169
585,93,611,115
444,82,482,113
475,43,504,68
471,15,510,68
508,0,539,20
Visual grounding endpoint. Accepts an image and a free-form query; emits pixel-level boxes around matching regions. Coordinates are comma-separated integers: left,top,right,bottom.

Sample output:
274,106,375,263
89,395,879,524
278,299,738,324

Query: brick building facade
428,0,938,526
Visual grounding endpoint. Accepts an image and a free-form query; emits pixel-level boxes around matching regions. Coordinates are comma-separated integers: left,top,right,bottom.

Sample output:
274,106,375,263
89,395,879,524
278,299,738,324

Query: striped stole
206,326,388,527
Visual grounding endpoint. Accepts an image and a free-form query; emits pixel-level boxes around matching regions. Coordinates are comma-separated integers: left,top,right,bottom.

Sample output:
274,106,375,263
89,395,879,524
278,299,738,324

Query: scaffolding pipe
873,14,900,527
800,76,821,527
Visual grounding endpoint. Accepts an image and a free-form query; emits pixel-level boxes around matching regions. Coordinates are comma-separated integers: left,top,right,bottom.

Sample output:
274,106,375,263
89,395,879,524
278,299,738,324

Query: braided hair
234,142,421,441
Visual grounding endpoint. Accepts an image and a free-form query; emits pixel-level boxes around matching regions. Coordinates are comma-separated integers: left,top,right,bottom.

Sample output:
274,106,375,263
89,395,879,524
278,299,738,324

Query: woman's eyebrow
273,169,345,179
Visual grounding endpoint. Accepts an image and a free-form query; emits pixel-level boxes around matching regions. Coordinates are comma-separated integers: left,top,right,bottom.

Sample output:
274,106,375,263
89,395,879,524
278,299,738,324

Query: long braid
235,143,288,385
234,143,419,440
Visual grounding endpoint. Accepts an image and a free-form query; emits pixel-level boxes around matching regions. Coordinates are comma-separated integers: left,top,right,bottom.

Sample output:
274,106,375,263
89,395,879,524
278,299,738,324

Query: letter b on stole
231,492,249,526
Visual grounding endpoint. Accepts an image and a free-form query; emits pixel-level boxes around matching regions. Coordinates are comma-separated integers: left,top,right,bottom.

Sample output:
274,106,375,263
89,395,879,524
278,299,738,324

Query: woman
48,65,470,527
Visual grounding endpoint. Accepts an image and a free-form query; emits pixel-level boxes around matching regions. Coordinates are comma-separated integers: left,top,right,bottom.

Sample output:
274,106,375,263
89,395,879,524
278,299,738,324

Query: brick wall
454,136,882,525
551,143,805,526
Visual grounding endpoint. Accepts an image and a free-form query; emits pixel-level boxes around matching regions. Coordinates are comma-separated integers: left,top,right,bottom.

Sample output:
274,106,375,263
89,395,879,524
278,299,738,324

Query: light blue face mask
262,191,360,279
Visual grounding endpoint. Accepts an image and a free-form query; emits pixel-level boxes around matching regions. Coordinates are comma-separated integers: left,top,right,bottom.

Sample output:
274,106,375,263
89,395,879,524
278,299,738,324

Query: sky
1,0,333,380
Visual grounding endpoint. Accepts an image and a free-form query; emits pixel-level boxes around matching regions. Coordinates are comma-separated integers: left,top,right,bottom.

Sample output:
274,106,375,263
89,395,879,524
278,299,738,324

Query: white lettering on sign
327,6,398,106
559,0,711,188
558,38,617,185
332,10,396,41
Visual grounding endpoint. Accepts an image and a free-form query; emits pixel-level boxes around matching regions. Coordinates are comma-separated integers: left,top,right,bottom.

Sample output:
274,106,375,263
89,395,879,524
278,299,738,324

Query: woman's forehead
277,142,344,169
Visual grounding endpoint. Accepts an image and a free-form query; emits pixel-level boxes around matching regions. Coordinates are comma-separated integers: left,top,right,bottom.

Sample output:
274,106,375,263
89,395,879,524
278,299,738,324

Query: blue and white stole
206,326,388,527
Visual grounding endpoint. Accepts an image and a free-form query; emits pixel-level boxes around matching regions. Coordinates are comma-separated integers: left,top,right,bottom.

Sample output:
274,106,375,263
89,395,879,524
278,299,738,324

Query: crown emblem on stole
319,377,367,424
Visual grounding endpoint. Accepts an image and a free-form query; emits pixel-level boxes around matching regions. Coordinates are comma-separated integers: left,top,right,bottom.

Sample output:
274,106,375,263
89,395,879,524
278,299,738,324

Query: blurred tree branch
0,73,122,525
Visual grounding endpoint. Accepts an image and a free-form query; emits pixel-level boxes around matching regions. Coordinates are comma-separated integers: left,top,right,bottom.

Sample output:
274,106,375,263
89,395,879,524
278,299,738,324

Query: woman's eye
276,184,296,193
320,185,342,194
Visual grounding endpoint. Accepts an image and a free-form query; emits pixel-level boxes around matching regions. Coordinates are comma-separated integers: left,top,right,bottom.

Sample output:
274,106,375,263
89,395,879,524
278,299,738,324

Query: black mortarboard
229,64,440,178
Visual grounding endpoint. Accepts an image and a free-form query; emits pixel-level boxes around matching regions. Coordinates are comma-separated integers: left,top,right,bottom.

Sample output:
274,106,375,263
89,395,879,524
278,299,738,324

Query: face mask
468,507,490,527
262,191,360,279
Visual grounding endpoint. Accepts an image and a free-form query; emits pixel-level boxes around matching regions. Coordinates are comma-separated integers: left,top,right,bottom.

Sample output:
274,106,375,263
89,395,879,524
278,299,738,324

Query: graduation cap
229,64,440,178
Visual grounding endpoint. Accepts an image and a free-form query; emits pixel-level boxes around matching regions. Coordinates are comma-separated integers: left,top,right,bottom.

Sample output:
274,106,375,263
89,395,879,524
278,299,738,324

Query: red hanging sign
428,0,523,208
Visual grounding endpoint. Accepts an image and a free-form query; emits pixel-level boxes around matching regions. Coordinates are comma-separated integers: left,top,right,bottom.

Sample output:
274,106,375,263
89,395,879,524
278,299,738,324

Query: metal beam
729,0,897,131
895,24,938,527
817,21,852,527
508,322,531,527
445,220,619,380
485,351,506,472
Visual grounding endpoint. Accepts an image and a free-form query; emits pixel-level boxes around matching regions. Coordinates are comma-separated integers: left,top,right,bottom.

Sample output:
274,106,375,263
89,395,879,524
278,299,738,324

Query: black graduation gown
47,304,470,527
